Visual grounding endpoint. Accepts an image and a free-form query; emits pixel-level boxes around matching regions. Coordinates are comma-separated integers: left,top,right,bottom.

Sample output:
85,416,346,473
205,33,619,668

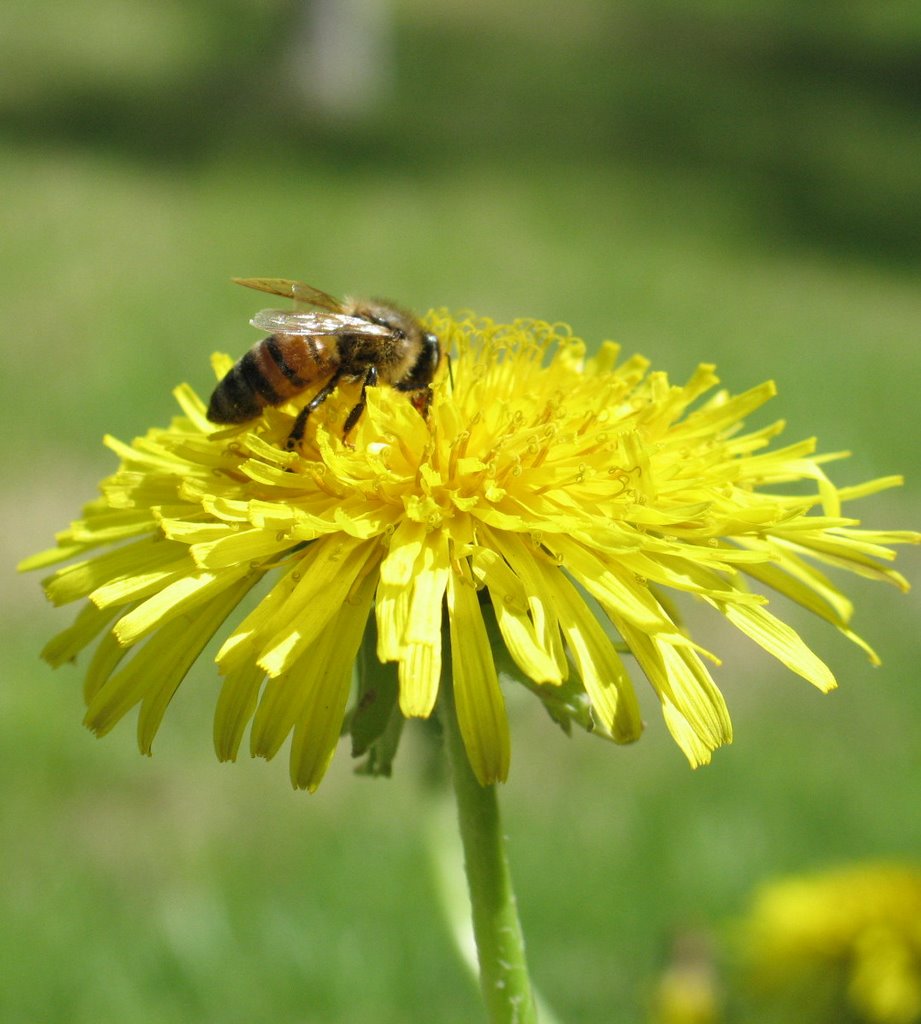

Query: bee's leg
285,368,345,450
343,365,378,438
285,408,311,450
410,387,432,418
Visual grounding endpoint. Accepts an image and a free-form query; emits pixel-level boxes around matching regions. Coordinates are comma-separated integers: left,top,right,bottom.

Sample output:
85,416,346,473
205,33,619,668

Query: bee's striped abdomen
207,334,336,425
207,353,263,423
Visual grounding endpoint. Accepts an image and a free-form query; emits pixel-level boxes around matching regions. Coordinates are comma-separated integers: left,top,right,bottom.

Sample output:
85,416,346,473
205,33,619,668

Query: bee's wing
250,308,393,337
233,277,346,313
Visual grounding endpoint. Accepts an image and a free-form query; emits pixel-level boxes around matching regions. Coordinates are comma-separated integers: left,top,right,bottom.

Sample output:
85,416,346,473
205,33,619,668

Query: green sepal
480,600,605,740
349,614,404,777
518,674,600,738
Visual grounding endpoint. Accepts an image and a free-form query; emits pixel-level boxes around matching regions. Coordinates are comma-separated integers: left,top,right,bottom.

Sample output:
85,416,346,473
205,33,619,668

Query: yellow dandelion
19,310,919,791
741,862,921,1024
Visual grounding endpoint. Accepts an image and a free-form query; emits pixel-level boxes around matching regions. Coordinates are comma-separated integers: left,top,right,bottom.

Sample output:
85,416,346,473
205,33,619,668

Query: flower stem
441,676,538,1024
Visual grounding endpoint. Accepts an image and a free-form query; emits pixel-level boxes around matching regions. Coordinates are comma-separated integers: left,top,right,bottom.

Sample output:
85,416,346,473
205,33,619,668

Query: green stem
441,676,538,1024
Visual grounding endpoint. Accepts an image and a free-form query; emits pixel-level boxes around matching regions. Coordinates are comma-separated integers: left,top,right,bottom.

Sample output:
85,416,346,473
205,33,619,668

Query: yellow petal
43,536,186,607
41,601,121,668
623,624,732,764
190,527,297,569
215,559,303,675
137,577,259,753
289,568,378,791
716,599,837,693
114,563,253,647
213,660,265,762
446,566,510,785
84,575,255,750
249,568,376,788
479,527,568,682
533,557,643,744
379,520,427,586
256,538,379,677
375,577,411,663
399,531,450,717
544,535,672,635
471,546,563,685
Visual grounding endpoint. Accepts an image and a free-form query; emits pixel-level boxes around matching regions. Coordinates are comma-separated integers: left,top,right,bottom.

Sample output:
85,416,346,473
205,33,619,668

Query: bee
207,277,441,449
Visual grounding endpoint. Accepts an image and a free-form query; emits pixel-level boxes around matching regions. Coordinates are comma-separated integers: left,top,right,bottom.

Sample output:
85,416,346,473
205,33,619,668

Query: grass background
2,2,919,1021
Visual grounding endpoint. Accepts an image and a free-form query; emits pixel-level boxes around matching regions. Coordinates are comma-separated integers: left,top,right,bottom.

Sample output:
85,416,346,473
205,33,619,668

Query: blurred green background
3,1,919,1021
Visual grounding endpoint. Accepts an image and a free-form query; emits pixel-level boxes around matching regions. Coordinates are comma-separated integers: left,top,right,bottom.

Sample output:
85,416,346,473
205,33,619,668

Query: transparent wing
233,277,346,313
250,308,393,337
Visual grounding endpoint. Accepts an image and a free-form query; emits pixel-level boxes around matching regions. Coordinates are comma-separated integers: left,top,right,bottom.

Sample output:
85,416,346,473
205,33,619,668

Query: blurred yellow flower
741,862,921,1024
651,932,721,1024
19,312,918,790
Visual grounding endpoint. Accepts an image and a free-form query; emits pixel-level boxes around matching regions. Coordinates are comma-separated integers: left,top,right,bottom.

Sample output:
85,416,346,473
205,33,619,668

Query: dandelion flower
20,311,918,790
741,862,921,1024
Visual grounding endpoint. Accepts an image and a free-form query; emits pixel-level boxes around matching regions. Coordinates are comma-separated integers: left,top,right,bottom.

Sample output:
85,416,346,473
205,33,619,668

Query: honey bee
207,278,441,449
